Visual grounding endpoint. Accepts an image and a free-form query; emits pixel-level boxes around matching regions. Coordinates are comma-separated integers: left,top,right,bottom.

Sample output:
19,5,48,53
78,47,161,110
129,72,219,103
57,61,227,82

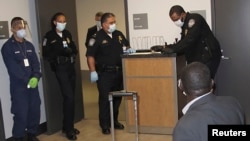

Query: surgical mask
108,24,116,33
16,29,27,38
96,21,102,29
56,22,66,31
174,18,184,27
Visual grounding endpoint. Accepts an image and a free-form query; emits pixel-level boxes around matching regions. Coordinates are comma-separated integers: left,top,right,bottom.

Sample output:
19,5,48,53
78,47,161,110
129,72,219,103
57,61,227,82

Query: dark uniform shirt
169,12,222,64
42,29,78,62
1,35,42,86
86,29,129,67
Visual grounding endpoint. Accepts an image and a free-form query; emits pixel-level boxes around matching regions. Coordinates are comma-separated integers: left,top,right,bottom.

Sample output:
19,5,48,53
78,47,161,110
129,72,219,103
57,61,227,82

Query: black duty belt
56,56,75,64
103,65,122,72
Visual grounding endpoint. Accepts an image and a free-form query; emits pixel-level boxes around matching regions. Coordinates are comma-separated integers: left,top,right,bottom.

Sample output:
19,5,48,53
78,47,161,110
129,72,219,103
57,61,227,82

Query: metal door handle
221,55,230,60
220,49,230,60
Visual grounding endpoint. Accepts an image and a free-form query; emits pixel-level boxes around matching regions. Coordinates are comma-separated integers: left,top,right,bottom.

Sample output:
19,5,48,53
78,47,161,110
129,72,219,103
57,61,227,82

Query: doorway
213,0,250,123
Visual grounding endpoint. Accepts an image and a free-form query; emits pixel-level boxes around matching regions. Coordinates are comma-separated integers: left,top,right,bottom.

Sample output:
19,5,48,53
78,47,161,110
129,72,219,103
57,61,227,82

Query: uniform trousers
204,55,221,79
11,83,41,138
97,71,123,129
55,62,76,132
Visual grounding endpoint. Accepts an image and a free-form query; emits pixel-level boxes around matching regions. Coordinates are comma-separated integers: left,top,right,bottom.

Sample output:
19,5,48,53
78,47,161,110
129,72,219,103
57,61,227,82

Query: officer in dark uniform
86,12,135,134
42,12,79,140
152,5,222,79
85,12,103,48
1,17,41,141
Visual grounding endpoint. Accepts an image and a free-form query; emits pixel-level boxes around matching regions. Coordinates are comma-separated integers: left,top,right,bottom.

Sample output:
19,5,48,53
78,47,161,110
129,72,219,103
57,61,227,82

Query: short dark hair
50,12,65,29
95,12,104,17
169,5,185,17
101,12,115,25
181,62,211,93
11,17,24,28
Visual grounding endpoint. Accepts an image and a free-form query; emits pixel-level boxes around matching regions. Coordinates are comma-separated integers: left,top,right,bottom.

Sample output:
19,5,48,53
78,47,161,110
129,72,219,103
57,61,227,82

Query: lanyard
17,41,27,58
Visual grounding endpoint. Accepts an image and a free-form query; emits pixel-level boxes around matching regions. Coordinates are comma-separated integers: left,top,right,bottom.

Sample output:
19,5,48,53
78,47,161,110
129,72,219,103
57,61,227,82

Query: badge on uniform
118,36,123,44
102,40,108,44
24,58,29,67
63,41,68,48
66,37,71,44
185,29,188,36
188,19,195,28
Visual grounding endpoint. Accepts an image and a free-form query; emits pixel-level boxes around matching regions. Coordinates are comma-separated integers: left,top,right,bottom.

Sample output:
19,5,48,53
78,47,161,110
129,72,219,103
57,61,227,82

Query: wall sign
133,13,148,30
0,21,9,39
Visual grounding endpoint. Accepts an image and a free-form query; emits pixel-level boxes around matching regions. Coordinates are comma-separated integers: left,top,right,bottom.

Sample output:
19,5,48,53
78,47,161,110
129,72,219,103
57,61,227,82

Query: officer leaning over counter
42,12,79,140
151,5,222,79
1,17,42,141
86,12,136,135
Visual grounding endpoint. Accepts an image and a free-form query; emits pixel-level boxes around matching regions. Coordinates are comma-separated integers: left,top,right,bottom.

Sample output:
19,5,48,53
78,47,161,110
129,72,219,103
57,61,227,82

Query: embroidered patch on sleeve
88,38,95,46
188,19,195,28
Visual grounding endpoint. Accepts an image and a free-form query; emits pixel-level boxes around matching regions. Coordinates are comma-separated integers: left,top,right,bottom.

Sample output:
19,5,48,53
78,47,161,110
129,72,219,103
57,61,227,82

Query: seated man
173,62,245,141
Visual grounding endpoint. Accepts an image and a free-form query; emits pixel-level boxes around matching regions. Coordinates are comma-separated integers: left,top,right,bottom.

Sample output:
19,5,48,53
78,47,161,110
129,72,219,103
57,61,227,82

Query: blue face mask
56,22,67,31
108,24,116,33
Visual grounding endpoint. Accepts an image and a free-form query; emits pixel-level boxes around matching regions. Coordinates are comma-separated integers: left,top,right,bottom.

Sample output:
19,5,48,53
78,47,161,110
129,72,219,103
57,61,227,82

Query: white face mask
56,22,67,31
108,24,116,33
174,18,184,27
96,21,102,29
16,29,27,39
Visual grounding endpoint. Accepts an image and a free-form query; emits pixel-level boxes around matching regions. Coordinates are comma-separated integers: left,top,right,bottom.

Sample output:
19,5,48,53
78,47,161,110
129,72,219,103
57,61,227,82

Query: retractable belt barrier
109,91,139,141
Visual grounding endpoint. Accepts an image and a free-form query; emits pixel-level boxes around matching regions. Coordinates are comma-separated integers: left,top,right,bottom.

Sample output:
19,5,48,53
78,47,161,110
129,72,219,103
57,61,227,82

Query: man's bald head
180,62,212,96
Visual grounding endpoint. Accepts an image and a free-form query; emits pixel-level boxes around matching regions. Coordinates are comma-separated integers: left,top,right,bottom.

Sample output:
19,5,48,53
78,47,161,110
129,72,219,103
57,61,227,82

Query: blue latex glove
126,48,136,54
90,71,98,83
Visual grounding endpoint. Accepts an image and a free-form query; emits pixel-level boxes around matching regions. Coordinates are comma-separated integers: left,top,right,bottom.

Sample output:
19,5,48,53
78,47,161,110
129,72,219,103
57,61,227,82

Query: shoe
65,131,77,140
73,128,80,135
63,128,80,135
102,128,110,134
27,134,40,141
114,121,124,130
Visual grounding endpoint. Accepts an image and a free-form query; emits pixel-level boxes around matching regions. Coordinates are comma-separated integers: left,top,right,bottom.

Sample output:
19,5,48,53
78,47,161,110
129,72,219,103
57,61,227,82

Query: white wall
76,0,126,70
0,0,46,138
127,0,212,49
76,0,212,70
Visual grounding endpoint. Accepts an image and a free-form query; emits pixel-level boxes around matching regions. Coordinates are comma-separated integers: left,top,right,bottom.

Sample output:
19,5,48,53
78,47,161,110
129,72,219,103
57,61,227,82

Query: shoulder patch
188,19,195,28
42,38,47,46
88,38,95,46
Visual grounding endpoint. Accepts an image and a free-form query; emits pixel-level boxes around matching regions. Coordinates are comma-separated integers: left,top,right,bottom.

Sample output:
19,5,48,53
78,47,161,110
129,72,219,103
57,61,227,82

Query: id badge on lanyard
24,58,29,67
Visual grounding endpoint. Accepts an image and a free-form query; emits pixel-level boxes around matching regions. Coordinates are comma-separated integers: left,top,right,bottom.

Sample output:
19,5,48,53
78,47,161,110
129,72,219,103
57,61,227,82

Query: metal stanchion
109,91,139,141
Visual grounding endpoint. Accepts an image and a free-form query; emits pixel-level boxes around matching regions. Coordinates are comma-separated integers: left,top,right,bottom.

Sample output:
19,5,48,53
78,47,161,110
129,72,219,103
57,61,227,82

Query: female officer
42,12,79,140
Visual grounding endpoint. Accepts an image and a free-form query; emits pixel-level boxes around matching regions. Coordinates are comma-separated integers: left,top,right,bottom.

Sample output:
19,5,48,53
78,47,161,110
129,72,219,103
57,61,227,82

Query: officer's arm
85,29,91,47
29,44,42,79
1,44,29,83
87,56,96,72
66,31,78,55
168,16,202,53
